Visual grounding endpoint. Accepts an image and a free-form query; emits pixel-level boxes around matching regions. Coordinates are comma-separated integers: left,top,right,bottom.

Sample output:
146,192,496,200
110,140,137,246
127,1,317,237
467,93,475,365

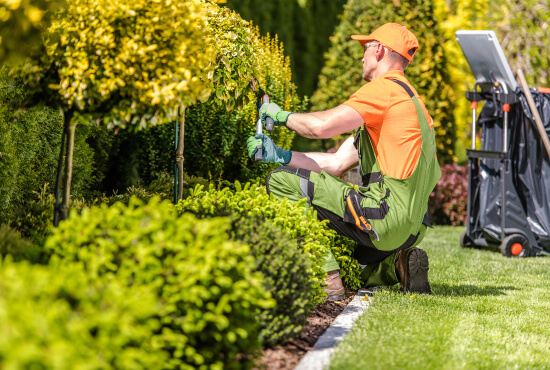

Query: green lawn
330,227,550,369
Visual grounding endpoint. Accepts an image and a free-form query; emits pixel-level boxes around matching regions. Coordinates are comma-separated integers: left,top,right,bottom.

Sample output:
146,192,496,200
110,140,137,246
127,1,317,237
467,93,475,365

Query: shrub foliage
177,181,363,292
0,256,165,369
429,163,467,226
45,198,272,368
185,200,317,346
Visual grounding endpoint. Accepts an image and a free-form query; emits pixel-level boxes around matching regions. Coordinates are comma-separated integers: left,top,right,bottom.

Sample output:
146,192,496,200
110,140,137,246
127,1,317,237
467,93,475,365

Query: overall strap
389,78,433,152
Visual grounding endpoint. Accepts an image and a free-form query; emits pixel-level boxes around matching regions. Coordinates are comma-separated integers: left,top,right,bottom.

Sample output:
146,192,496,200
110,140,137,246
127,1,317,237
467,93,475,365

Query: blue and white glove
246,134,292,164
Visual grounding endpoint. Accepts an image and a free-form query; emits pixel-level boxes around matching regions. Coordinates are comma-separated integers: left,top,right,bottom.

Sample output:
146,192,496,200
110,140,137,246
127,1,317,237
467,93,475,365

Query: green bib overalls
266,79,441,287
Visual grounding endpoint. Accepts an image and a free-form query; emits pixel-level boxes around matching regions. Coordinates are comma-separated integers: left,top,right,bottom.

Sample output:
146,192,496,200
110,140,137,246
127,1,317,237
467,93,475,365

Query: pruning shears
250,78,275,161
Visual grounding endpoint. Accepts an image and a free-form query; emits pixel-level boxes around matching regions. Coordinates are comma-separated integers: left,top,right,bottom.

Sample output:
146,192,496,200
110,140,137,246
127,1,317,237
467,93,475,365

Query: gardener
247,23,441,300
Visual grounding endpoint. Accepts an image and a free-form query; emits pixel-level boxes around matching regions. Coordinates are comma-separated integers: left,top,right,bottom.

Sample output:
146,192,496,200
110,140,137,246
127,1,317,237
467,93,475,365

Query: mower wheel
460,230,474,248
500,234,531,258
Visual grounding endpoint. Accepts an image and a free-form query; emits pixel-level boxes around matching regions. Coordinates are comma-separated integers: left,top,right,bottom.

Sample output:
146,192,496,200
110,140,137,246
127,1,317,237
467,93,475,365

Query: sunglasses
363,42,380,52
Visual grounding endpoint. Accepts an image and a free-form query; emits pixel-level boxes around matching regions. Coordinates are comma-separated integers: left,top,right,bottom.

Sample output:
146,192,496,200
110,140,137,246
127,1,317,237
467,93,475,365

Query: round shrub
45,197,272,369
176,180,363,294
0,256,165,369
184,200,317,346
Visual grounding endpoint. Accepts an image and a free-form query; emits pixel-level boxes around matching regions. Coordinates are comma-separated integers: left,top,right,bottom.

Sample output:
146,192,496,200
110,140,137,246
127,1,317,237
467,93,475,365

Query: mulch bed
256,289,356,369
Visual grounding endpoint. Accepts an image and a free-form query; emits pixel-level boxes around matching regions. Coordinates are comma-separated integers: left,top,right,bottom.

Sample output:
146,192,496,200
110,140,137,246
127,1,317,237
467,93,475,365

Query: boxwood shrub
0,256,165,369
176,180,363,292
44,198,272,369
185,199,317,346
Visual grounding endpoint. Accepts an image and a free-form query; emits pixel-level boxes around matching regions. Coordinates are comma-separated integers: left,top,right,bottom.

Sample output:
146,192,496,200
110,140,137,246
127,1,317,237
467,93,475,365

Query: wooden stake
517,69,550,160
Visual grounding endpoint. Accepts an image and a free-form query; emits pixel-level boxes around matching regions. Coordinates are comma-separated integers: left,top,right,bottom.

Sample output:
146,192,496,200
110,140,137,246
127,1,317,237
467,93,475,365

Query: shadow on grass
431,283,518,297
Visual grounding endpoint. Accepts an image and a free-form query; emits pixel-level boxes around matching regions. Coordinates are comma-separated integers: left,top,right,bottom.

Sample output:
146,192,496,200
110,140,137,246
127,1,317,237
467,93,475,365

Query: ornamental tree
132,6,302,184
12,0,215,222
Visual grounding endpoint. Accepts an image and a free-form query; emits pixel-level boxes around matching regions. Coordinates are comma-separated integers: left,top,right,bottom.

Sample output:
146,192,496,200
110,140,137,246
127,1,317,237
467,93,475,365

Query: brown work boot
395,248,432,294
324,269,345,301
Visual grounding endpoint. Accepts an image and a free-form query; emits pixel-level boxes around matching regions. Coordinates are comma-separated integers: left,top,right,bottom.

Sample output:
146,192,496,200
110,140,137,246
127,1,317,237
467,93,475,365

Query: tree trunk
59,110,75,222
53,108,67,227
175,106,186,202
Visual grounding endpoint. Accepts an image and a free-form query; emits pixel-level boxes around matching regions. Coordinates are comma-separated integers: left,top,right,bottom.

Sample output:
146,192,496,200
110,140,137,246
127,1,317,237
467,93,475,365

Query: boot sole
407,248,432,294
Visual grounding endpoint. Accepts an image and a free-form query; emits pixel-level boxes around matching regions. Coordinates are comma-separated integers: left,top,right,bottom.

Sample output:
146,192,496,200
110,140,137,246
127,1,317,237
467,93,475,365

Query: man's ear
375,44,385,62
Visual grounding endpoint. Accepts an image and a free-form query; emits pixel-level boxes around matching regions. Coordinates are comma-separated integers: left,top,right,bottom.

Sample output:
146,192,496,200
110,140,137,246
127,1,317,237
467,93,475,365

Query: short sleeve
343,79,390,129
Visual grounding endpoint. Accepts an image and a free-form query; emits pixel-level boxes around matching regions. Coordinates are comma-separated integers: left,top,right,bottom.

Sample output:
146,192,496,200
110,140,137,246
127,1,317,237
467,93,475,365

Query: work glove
246,134,292,164
259,102,292,129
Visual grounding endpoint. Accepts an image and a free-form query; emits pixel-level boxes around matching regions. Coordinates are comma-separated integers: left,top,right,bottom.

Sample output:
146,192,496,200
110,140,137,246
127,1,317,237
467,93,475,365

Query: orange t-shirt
343,70,434,179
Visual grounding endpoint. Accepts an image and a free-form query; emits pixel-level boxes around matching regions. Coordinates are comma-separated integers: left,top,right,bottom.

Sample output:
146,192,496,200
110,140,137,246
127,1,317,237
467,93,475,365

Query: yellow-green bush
311,0,457,164
13,0,214,129
45,198,272,368
184,202,318,346
0,256,166,368
176,181,363,292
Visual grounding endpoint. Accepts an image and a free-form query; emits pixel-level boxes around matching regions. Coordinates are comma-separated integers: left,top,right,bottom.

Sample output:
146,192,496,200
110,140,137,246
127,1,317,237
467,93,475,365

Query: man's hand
259,103,292,128
246,134,292,164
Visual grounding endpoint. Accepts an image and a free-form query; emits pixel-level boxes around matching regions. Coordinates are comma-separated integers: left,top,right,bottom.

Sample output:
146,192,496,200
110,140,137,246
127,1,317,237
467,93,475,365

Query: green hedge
185,201,317,346
176,180,363,292
0,70,115,223
0,256,165,369
311,0,457,164
44,197,272,368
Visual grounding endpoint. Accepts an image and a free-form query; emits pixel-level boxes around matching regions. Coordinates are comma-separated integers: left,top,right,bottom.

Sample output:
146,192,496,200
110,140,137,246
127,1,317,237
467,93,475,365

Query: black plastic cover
476,88,550,250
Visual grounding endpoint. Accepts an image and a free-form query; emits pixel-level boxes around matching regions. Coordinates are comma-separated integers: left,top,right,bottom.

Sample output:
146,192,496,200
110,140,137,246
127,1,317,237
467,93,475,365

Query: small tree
12,0,215,222
133,6,303,184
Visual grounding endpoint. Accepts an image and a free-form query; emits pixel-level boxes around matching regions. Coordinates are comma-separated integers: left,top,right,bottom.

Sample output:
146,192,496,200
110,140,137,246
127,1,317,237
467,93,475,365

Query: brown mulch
256,289,356,370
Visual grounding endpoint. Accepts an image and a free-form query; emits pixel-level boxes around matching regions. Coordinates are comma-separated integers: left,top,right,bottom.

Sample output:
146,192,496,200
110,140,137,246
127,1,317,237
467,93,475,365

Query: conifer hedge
225,0,347,96
0,71,101,224
311,0,457,164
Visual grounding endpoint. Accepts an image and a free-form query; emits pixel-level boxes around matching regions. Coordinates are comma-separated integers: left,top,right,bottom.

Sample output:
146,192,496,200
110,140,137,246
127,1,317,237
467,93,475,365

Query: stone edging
294,288,373,370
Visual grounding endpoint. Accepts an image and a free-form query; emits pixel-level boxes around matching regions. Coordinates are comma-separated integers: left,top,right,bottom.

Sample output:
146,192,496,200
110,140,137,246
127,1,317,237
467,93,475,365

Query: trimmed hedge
176,181,363,292
0,256,165,369
44,197,272,368
185,201,317,346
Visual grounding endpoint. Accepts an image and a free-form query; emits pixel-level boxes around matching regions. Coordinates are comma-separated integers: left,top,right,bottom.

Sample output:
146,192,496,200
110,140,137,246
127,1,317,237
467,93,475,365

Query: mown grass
330,226,550,369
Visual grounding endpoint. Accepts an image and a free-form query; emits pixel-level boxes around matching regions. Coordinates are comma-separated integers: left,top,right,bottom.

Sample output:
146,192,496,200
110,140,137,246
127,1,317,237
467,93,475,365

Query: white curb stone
294,289,372,370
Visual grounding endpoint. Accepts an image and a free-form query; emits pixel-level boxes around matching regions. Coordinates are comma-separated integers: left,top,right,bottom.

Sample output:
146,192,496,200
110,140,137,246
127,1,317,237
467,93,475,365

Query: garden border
295,288,372,369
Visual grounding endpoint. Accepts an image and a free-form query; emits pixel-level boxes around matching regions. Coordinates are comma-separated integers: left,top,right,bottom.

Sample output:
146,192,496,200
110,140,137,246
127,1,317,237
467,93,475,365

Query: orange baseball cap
351,23,419,62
